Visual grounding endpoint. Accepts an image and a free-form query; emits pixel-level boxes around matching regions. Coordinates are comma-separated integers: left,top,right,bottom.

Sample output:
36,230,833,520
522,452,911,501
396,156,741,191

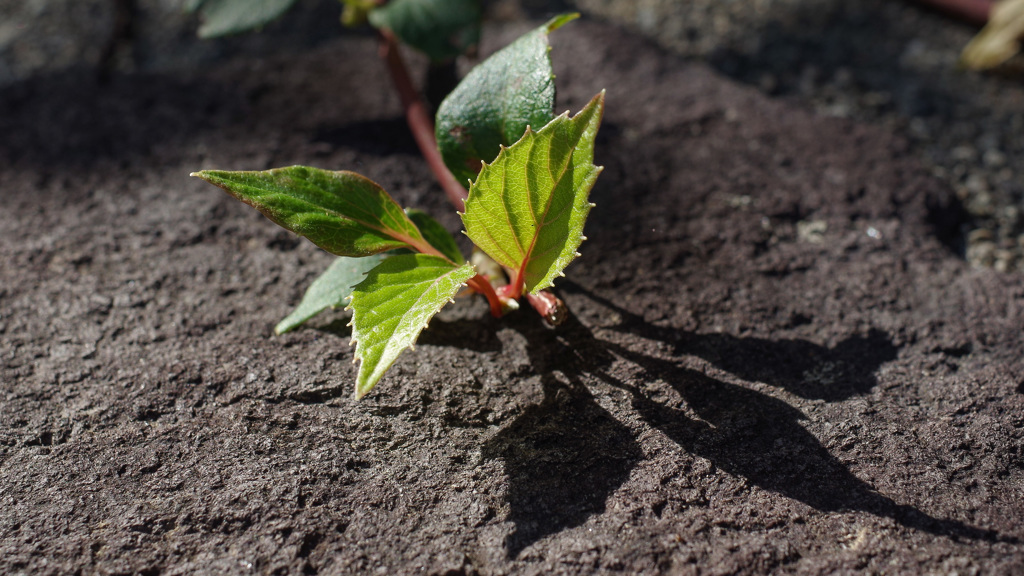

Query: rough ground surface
2,18,1024,575
578,0,1024,272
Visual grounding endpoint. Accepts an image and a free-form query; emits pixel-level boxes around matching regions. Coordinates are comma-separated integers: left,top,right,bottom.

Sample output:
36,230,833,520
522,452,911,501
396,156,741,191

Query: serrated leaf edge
347,259,476,399
461,91,605,295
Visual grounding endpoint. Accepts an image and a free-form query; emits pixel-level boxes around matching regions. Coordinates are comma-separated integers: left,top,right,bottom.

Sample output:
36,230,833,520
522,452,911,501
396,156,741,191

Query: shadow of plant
676,329,897,401
482,280,1008,556
604,349,995,539
482,372,641,558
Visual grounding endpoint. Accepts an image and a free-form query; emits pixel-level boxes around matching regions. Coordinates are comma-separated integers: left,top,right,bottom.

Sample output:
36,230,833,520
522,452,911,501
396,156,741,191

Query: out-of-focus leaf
435,14,578,186
961,0,1024,70
341,0,376,28
275,254,386,335
368,0,482,61
187,0,298,38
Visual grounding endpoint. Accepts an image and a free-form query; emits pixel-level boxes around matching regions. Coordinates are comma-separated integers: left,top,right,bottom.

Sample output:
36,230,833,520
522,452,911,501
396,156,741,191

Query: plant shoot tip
212,19,604,401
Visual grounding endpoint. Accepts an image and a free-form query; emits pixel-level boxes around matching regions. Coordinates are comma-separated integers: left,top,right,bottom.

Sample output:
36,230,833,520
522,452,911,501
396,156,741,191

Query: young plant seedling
193,16,604,398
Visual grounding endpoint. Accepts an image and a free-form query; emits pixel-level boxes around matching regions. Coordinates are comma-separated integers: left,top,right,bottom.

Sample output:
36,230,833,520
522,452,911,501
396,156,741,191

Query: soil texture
2,18,1023,575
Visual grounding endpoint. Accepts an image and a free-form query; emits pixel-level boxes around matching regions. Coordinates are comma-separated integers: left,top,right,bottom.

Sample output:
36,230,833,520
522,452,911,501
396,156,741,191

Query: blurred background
2,0,1022,271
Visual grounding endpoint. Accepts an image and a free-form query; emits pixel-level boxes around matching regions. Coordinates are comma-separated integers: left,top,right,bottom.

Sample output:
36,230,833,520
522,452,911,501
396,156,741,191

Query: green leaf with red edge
461,92,604,296
406,209,464,264
191,166,439,258
349,254,476,398
435,13,578,187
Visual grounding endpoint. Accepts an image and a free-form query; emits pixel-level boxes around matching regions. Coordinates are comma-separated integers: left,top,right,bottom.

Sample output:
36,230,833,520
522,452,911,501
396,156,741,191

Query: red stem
378,28,565,324
467,275,504,318
908,0,993,25
525,291,567,326
379,29,469,212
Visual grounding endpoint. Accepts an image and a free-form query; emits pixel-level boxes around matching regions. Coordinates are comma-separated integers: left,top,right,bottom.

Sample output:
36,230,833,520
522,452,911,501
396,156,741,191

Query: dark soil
577,0,1024,273
2,18,1024,575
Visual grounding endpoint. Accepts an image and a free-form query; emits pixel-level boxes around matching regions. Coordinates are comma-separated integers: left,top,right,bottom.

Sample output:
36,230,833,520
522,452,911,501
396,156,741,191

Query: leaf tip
544,12,580,33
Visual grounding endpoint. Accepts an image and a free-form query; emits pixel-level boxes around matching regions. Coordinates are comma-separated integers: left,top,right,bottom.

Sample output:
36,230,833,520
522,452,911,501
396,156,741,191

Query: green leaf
368,0,482,61
349,254,476,398
961,0,1024,70
406,209,464,264
435,13,578,186
187,0,298,38
192,166,438,258
275,254,386,335
461,92,604,295
340,0,377,28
